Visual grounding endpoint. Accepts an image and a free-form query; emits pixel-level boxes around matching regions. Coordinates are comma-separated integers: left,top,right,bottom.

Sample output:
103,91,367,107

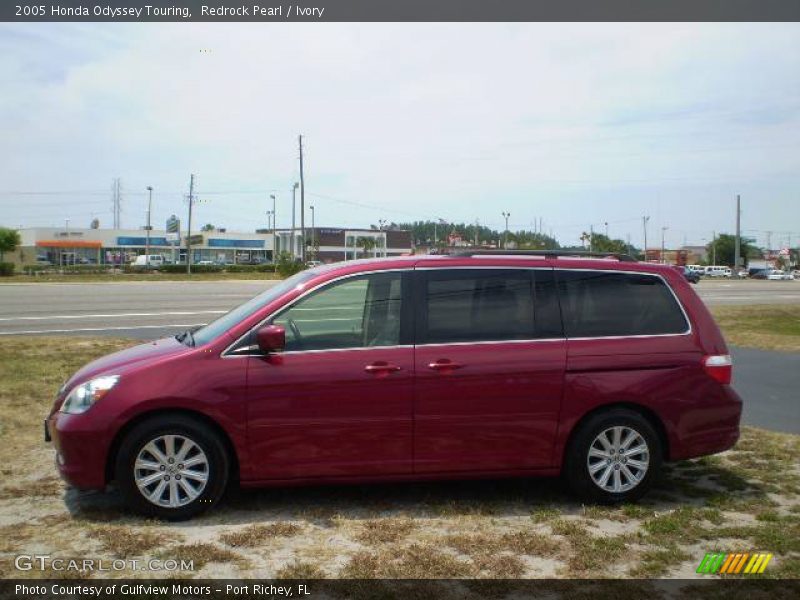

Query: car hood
58,336,190,400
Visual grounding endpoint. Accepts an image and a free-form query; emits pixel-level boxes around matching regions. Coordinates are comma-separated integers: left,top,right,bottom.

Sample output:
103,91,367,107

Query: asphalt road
0,278,797,338
0,277,797,434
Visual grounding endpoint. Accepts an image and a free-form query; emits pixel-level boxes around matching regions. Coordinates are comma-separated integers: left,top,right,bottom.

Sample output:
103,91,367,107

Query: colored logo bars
697,552,773,574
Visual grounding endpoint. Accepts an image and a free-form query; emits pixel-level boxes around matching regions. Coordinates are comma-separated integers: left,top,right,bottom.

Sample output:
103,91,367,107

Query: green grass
710,304,800,352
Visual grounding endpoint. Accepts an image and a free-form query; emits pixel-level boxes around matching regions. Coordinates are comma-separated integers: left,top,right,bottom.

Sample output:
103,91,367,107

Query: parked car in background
196,260,215,266
686,265,705,276
131,255,164,268
305,260,323,268
736,269,748,278
767,269,793,280
705,265,732,277
46,250,741,519
675,265,700,284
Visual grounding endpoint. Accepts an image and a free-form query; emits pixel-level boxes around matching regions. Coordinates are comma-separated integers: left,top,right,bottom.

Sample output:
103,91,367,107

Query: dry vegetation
0,336,798,581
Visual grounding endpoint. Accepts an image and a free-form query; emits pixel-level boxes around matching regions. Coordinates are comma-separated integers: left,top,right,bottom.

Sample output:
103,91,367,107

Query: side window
556,270,688,338
422,269,534,343
272,272,403,351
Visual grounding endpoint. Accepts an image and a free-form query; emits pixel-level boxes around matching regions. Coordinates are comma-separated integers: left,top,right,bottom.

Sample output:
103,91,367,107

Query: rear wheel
115,415,229,520
564,409,662,504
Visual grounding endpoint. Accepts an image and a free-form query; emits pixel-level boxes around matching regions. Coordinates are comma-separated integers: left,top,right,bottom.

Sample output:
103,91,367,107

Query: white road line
0,323,209,336
0,310,227,322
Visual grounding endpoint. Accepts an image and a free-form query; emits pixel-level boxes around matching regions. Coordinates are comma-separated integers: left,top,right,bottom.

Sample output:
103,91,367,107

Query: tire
114,415,229,520
564,409,662,504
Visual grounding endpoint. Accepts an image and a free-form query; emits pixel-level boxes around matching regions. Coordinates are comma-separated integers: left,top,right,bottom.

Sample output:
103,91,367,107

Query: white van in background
704,265,732,277
132,254,165,268
686,265,706,275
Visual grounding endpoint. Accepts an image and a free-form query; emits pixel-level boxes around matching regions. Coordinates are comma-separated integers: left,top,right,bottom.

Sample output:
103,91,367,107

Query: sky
0,22,798,249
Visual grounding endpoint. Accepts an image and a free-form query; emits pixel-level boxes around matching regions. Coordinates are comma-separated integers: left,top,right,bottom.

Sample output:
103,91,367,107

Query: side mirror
256,325,285,354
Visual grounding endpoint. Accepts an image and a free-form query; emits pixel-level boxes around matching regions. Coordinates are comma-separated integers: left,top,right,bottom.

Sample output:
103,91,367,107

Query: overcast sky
1,22,798,249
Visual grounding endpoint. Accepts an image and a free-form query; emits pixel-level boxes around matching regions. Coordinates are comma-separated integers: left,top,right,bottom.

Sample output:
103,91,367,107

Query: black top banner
4,0,800,22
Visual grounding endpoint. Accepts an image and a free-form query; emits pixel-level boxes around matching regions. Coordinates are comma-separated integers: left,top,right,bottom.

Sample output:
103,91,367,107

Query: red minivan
45,251,741,519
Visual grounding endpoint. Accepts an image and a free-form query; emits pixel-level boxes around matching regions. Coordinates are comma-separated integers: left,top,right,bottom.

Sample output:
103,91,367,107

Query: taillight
703,354,732,384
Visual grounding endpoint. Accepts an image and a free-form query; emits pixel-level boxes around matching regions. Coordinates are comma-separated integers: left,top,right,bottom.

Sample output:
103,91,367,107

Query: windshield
191,270,317,346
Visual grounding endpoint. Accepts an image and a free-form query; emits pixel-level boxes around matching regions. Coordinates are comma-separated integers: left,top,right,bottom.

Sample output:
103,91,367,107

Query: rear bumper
46,411,109,490
668,385,743,461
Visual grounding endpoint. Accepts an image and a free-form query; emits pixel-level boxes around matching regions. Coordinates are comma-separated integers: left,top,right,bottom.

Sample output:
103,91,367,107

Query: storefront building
13,227,275,267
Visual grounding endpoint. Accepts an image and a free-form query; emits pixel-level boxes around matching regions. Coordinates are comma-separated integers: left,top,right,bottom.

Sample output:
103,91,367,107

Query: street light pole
378,219,387,257
642,216,650,261
270,194,277,260
661,226,669,264
310,205,315,260
502,212,510,249
291,182,298,259
145,186,153,271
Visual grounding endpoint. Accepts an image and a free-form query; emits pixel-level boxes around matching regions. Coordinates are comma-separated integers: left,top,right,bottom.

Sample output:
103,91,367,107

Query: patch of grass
530,507,561,523
471,553,526,578
92,525,174,558
444,530,560,558
218,523,302,547
354,518,416,545
161,543,245,570
710,304,800,352
341,544,475,578
0,476,62,499
275,560,326,578
550,518,588,538
566,534,628,574
629,545,691,577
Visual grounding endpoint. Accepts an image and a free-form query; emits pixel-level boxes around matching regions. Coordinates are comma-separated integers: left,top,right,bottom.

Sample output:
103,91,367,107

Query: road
0,278,797,338
0,277,797,434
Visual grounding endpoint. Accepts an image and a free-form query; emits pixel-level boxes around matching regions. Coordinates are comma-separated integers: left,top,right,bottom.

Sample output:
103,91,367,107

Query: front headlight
61,375,120,415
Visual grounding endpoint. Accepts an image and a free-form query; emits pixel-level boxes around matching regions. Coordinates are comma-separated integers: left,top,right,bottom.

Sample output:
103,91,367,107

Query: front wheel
564,409,662,504
115,415,229,520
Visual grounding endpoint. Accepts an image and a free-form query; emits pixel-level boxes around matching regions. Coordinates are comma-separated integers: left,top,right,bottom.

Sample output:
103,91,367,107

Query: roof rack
446,249,638,262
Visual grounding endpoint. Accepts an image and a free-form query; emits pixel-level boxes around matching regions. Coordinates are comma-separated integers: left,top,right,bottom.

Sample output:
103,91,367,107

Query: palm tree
356,236,376,258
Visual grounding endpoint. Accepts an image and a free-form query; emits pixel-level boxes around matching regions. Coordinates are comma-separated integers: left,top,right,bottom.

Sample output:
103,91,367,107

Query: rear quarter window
556,270,688,338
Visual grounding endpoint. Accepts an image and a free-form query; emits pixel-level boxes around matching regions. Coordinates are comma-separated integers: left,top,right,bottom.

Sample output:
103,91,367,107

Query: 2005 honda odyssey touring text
45,251,742,519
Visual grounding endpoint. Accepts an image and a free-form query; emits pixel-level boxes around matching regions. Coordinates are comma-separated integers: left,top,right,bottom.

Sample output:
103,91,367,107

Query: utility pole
270,193,277,260
502,212,510,249
661,226,668,264
299,135,306,262
186,174,194,275
145,186,153,271
589,224,594,253
474,220,479,247
642,216,650,261
605,221,609,237
378,219,387,257
291,182,299,259
734,194,741,277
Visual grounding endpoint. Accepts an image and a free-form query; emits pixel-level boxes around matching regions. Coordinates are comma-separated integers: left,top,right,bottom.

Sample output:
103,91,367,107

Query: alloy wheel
586,426,650,493
134,434,209,508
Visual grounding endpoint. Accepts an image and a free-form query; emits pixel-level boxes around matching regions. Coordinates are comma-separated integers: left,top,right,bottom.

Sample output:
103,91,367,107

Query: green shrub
0,262,14,276
276,252,305,277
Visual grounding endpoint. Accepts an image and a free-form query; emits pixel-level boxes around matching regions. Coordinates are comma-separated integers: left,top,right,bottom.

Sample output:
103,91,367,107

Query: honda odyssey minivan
45,251,742,519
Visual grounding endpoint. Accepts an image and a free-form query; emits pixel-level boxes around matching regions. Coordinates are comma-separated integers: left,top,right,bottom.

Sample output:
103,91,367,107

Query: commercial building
271,227,413,262
13,226,275,267
11,226,414,267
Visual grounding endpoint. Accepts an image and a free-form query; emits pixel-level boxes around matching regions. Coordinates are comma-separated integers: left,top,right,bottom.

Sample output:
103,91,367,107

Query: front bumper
46,411,108,490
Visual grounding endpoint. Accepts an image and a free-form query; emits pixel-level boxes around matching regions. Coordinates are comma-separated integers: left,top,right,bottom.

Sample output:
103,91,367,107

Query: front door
413,268,566,473
246,271,414,480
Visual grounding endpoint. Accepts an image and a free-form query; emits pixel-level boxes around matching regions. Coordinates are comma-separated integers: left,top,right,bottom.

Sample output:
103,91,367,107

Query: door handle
428,359,463,371
365,362,402,374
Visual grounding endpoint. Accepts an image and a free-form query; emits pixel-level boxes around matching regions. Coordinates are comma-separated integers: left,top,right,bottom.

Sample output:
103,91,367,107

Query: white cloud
0,22,798,247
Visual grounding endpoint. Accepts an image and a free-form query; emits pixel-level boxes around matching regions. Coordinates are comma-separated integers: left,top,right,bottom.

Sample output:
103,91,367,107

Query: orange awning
36,240,103,249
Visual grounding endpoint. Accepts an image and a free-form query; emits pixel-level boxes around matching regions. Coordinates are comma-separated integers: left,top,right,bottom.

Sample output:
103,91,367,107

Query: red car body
47,255,741,496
